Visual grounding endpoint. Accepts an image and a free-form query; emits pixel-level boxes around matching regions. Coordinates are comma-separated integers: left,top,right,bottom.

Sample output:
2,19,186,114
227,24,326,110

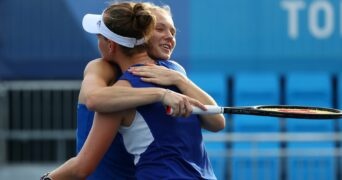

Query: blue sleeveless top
118,60,216,180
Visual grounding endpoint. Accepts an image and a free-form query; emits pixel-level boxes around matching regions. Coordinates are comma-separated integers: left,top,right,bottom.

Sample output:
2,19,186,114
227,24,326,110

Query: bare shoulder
85,58,112,70
84,58,118,77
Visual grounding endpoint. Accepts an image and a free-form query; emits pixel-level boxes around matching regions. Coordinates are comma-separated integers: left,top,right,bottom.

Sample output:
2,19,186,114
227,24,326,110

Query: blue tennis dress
118,60,217,180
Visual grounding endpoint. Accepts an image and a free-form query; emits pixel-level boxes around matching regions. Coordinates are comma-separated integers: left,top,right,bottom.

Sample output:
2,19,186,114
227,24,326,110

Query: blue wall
189,0,342,73
0,0,341,79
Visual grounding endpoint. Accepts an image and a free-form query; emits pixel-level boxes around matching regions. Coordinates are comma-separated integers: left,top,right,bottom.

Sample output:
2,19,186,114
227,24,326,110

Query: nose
165,31,175,45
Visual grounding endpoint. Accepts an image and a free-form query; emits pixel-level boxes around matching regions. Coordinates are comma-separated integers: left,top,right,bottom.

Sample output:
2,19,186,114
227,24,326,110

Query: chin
164,52,172,59
162,55,170,60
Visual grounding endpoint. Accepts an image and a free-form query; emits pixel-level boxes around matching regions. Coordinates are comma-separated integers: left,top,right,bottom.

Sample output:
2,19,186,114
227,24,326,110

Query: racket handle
166,105,224,115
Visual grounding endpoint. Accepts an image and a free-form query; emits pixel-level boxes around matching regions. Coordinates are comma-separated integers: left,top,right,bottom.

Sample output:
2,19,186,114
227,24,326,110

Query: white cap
82,13,145,48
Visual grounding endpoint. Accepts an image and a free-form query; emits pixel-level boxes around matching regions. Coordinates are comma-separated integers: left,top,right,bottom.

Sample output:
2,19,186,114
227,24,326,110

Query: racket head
253,105,342,119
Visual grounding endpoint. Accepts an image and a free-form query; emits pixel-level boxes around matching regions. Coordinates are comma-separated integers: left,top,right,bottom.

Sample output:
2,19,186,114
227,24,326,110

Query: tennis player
42,1,224,179
75,3,206,180
74,3,206,180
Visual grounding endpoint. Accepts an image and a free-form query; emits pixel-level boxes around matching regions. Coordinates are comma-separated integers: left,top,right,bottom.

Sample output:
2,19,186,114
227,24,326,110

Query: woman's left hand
128,64,186,86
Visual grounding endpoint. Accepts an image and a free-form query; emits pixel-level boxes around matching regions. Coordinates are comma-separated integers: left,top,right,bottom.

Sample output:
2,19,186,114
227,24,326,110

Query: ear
108,41,117,54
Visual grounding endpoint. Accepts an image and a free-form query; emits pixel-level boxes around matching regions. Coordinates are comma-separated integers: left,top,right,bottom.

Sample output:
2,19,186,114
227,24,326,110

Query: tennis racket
166,105,342,119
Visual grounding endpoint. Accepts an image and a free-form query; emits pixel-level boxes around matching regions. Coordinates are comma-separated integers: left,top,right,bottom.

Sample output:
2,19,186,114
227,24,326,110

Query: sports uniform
118,60,217,180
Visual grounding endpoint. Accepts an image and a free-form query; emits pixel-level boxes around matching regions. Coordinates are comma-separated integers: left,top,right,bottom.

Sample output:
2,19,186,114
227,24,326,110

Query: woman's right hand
160,89,206,117
128,64,186,87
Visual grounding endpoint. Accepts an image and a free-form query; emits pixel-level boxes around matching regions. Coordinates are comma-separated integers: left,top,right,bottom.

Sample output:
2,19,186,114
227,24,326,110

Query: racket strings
258,107,338,115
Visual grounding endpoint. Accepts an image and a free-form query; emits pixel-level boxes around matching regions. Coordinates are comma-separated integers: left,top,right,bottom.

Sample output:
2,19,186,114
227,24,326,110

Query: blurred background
0,0,342,179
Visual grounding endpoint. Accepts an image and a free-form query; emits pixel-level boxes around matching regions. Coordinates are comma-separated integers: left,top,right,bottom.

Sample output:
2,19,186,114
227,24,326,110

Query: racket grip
166,105,223,115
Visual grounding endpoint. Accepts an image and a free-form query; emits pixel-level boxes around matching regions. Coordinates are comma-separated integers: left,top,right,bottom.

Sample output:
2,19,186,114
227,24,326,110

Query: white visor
82,13,145,48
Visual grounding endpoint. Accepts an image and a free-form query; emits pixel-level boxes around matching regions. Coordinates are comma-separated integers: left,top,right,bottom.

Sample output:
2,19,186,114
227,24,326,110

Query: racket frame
191,105,342,119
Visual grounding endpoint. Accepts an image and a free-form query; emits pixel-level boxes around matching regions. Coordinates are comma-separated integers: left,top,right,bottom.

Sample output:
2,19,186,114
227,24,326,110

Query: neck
117,52,155,72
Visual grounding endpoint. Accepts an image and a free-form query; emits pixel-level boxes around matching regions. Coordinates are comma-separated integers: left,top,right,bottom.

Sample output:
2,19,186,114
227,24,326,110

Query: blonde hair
143,2,172,18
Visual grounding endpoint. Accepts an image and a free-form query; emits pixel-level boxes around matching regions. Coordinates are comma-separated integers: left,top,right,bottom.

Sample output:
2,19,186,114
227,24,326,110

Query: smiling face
147,9,176,60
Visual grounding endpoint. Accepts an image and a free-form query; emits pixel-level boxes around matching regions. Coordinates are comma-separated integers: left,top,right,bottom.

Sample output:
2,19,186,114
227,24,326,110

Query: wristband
40,172,52,180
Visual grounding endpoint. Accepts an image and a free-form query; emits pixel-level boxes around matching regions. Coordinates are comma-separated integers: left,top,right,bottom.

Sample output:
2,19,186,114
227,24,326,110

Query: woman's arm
81,59,205,116
177,79,225,132
128,64,225,132
42,59,120,179
78,58,118,105
48,79,142,179
48,111,123,180
87,84,205,116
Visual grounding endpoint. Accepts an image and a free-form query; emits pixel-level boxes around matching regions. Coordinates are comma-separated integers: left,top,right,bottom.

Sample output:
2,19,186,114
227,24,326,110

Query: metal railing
0,81,81,163
0,80,341,180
